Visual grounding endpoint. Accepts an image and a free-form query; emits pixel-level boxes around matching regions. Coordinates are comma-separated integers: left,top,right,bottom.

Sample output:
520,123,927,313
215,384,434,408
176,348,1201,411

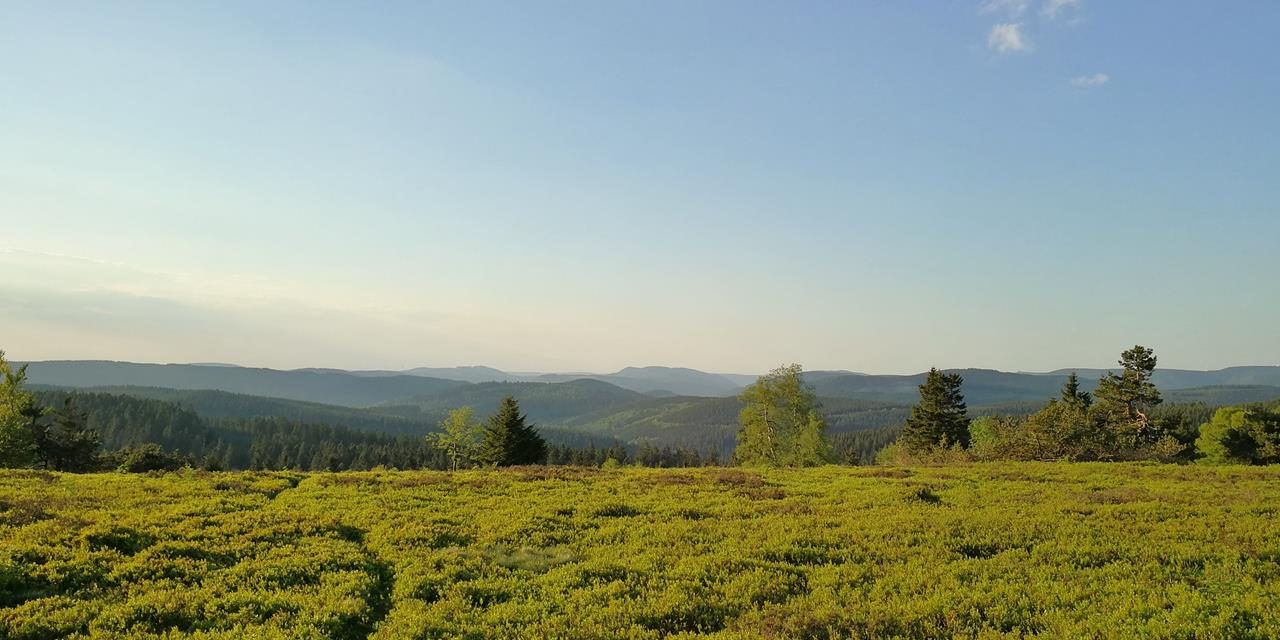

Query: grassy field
2,465,1278,639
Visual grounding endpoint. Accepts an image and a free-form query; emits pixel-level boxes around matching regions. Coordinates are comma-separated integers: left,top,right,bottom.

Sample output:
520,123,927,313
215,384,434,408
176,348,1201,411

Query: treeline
832,425,903,465
2,351,713,472
62,386,442,436
547,441,717,467
885,345,1280,465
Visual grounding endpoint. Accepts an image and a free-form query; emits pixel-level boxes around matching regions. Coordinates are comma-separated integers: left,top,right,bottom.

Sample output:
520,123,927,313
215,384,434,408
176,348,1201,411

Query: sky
2,1,1278,375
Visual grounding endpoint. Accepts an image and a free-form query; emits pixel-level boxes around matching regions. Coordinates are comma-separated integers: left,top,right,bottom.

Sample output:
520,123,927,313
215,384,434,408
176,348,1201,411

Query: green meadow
3,464,1278,639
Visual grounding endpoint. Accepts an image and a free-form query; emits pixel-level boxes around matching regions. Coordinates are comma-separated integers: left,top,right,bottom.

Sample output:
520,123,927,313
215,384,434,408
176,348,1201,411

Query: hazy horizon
7,353,1278,380
4,2,1278,374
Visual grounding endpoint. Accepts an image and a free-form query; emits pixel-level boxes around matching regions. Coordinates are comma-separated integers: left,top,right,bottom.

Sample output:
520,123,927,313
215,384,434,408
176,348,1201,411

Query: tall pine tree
1094,345,1161,430
899,368,969,452
477,396,547,466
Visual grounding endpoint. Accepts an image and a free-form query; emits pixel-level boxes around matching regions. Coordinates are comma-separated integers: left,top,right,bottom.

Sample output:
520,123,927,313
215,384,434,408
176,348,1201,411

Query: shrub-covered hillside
2,464,1278,639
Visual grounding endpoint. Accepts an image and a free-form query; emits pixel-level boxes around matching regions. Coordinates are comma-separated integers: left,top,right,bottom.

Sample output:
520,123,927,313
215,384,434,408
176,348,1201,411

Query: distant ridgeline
4,355,1279,470
22,360,1280,407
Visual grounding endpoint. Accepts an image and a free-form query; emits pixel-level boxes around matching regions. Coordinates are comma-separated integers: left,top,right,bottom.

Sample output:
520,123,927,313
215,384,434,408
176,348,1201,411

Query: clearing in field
2,464,1278,639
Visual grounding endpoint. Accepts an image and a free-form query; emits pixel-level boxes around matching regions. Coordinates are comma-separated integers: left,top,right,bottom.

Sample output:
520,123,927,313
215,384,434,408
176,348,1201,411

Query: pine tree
477,396,547,466
1094,345,1162,433
899,368,969,452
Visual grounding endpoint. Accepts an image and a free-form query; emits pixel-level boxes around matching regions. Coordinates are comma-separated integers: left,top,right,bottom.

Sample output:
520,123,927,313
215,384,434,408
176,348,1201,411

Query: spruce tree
899,368,969,452
31,397,101,472
1060,372,1092,408
477,396,547,466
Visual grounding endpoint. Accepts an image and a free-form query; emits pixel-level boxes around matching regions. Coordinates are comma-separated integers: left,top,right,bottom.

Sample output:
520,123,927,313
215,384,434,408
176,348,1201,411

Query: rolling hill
21,360,1280,451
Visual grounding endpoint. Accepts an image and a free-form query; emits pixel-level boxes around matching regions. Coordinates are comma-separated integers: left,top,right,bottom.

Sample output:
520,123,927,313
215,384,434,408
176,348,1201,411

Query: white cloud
1042,0,1081,19
1070,73,1110,87
988,23,1031,54
980,0,1029,16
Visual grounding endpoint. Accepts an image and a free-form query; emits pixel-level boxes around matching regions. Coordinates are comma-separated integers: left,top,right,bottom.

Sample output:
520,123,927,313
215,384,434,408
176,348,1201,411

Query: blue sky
2,1,1277,374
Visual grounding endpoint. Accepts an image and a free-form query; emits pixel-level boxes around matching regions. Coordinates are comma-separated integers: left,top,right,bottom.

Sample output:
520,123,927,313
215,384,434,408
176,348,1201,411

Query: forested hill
30,390,631,471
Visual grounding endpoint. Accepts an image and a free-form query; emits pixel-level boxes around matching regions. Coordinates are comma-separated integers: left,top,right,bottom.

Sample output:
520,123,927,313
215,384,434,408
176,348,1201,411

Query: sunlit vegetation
2,464,1279,639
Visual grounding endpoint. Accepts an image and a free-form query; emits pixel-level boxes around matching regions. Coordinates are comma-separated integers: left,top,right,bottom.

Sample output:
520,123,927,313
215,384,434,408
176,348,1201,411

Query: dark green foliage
626,442,715,467
30,398,102,472
111,443,194,473
832,425,903,465
899,369,969,452
28,391,707,471
1094,345,1162,433
1196,405,1280,464
1060,372,1092,408
62,386,441,436
476,396,548,466
970,401,1109,461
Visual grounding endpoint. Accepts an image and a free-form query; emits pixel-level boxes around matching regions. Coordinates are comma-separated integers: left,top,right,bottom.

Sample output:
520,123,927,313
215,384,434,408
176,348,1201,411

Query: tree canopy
1196,406,1280,465
428,406,485,471
734,364,832,467
899,368,969,453
477,396,548,466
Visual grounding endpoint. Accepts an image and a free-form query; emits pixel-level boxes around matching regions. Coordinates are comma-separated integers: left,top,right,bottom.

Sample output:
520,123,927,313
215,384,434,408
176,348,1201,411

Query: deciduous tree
428,406,485,471
1196,406,1280,465
735,364,832,467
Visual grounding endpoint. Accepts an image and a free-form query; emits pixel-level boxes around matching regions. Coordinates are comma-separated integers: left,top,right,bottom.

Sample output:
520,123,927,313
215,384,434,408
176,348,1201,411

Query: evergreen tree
476,396,547,466
735,364,832,467
1094,345,1162,434
0,351,39,468
1061,372,1092,408
899,368,969,452
33,397,102,472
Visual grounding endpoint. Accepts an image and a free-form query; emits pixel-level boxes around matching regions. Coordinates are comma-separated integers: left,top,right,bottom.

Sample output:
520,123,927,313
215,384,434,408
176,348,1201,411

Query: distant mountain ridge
20,360,1280,407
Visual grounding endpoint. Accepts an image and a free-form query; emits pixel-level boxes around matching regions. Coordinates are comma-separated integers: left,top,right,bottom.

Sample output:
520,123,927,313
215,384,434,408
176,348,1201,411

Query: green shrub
1196,406,1280,464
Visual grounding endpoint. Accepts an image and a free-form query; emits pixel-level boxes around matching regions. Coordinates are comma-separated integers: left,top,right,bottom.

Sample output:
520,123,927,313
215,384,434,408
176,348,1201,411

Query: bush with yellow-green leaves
2,464,1279,639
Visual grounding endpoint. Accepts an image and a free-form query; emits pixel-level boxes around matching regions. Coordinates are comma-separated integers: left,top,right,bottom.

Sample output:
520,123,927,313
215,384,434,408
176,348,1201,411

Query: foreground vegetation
2,464,1278,639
